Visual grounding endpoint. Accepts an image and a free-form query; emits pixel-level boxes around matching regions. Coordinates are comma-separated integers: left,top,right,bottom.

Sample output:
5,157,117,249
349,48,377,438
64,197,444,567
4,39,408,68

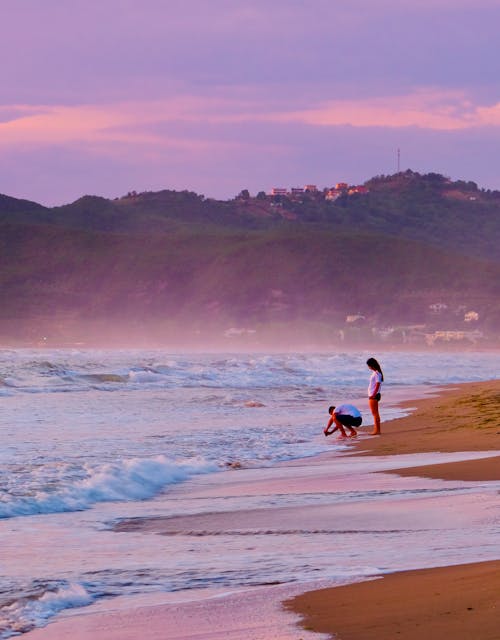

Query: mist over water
0,349,498,637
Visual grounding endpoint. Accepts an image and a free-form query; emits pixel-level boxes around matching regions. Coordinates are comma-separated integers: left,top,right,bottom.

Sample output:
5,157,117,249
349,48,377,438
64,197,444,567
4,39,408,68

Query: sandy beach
355,380,500,471
24,379,499,640
286,379,500,639
287,560,500,640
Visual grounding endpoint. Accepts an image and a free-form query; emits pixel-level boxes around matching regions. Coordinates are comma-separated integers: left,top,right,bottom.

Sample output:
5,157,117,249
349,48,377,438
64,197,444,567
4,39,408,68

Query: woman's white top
368,371,383,397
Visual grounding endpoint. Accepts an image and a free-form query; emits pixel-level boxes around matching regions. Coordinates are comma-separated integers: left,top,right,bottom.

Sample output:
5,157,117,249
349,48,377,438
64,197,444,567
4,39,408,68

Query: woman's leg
368,398,381,435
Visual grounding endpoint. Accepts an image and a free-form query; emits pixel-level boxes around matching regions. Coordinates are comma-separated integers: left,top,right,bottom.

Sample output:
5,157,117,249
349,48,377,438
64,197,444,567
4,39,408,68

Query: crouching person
324,404,362,439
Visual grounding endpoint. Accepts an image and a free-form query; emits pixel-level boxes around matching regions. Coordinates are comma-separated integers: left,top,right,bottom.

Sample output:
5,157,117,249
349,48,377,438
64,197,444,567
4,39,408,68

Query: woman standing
367,357,384,435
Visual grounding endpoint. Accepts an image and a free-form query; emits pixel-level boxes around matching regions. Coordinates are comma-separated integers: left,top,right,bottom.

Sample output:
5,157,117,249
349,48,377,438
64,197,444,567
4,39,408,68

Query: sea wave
0,455,217,519
0,581,93,639
1,350,498,397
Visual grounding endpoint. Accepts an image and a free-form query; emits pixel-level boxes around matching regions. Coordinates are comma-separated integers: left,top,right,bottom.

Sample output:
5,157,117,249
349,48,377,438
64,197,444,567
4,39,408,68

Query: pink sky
2,0,500,205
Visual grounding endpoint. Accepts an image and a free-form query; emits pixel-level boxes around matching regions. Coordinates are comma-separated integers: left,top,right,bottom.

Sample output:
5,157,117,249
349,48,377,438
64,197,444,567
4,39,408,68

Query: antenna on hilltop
397,148,401,173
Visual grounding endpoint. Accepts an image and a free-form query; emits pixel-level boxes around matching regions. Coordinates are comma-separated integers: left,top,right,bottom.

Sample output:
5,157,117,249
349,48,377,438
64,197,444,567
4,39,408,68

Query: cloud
2,87,500,160
273,90,492,131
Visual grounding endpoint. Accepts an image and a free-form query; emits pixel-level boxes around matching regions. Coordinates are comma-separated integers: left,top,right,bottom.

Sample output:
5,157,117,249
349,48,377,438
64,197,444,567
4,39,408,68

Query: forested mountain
1,171,499,347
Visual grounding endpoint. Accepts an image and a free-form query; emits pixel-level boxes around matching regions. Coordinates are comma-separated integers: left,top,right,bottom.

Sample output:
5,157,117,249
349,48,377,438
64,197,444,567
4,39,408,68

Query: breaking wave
0,581,93,639
0,455,217,519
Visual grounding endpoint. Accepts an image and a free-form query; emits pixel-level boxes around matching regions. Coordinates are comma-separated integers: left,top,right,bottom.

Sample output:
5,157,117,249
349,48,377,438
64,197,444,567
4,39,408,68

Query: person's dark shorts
336,414,362,428
371,393,381,401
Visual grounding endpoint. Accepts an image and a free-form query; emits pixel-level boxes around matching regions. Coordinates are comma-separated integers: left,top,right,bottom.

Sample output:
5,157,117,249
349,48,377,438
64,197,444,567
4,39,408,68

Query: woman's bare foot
370,430,381,435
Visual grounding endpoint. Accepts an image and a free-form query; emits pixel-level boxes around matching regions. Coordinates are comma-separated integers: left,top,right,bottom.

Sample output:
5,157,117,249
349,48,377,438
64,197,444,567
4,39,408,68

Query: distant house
348,185,369,195
429,302,448,314
325,189,342,201
464,311,479,322
346,314,365,324
224,327,257,338
425,330,483,345
270,182,367,199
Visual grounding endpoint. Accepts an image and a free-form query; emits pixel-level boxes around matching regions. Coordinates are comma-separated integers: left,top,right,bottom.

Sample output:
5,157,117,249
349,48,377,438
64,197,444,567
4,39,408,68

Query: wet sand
287,560,500,640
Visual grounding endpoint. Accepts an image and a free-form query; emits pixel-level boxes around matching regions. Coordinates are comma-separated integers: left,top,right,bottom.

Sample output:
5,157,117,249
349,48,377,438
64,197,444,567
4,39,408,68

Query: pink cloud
0,88,500,202
266,90,498,131
1,88,500,166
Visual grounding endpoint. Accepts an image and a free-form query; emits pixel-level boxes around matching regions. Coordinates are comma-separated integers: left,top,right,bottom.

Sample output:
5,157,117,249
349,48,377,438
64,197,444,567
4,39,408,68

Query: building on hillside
325,189,342,201
464,311,479,322
348,185,369,195
372,324,427,344
346,314,366,324
224,327,257,338
269,183,367,199
429,302,448,314
425,330,484,345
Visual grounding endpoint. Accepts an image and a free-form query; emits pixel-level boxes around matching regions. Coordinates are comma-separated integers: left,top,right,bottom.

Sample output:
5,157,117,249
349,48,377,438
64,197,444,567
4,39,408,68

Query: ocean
0,349,499,639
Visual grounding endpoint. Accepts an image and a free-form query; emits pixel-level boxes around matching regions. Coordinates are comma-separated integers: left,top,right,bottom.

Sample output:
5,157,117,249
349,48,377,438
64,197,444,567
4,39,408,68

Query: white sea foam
0,455,217,519
0,582,93,638
1,350,498,396
128,369,165,384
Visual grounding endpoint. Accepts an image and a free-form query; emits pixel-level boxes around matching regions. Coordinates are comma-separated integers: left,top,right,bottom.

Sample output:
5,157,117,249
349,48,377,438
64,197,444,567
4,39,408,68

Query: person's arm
324,416,335,435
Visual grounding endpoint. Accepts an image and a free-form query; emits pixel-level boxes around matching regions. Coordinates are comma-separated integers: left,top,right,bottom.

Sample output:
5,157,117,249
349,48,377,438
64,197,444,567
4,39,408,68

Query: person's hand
324,428,330,436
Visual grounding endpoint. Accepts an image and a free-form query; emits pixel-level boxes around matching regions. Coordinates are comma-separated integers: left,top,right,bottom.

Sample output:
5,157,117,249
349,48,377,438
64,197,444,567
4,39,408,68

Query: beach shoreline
287,559,500,640
23,379,500,640
287,378,500,639
354,379,500,479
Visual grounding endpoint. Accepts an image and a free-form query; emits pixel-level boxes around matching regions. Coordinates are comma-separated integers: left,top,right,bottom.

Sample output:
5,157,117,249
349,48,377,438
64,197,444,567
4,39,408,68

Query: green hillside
0,171,499,347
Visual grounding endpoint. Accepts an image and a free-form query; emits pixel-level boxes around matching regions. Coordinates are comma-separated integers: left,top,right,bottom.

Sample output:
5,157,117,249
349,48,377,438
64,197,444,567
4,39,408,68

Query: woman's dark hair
366,357,384,381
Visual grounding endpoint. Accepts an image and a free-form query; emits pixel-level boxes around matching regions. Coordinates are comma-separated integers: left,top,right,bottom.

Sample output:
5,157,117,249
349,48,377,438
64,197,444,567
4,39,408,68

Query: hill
0,172,499,348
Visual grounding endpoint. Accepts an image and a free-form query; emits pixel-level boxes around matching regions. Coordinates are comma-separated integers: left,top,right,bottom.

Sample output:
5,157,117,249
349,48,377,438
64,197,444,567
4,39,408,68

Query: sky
2,0,500,206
